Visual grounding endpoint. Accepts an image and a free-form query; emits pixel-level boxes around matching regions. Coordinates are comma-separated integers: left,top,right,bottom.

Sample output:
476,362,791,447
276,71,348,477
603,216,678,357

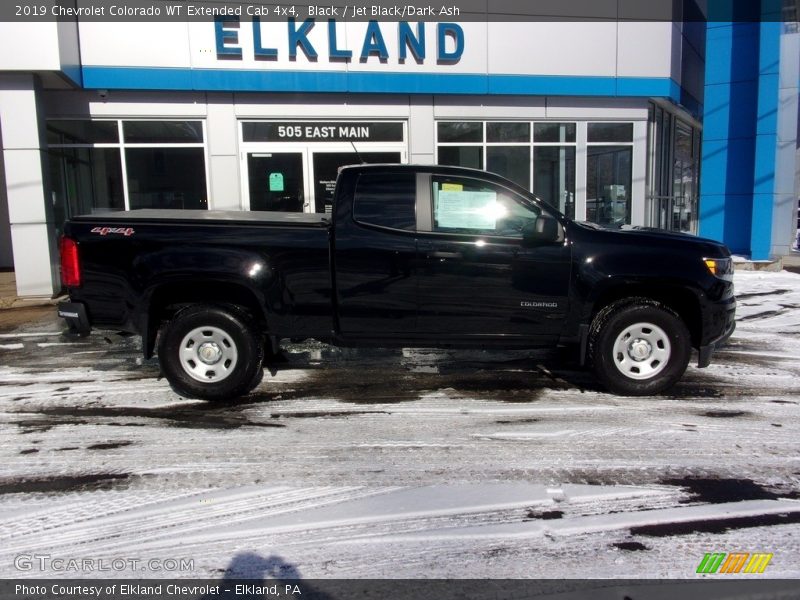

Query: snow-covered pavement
0,270,799,579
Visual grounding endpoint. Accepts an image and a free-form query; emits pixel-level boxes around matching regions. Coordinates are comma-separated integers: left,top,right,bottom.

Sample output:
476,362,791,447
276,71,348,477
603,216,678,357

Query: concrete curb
0,272,62,310
0,297,61,310
733,259,784,272
731,254,800,272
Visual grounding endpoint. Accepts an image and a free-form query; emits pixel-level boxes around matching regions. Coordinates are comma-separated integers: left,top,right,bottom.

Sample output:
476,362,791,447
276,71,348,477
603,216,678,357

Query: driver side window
431,176,541,238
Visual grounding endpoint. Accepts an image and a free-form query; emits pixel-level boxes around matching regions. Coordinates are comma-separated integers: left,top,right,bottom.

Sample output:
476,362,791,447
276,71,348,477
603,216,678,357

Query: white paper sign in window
436,190,500,230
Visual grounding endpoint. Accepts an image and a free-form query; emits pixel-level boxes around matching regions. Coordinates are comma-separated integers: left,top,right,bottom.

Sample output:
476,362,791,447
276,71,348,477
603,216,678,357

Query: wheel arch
588,282,702,348
141,280,269,359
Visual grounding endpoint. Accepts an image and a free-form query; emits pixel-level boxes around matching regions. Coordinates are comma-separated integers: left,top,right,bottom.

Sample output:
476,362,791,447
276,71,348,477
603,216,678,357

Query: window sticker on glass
442,183,464,192
436,190,499,230
268,172,285,192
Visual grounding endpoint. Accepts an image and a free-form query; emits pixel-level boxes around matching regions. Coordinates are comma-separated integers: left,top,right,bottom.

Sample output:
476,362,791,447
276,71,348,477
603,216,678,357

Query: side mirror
522,214,563,246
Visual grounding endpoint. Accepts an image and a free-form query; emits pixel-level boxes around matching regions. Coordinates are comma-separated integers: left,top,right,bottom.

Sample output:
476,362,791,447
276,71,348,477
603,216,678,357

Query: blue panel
488,75,617,96
723,194,754,255
703,25,734,86
703,80,758,141
729,24,760,83
699,140,729,197
698,193,726,241
81,66,683,102
191,69,349,92
699,194,753,255
82,67,195,89
749,18,782,260
700,84,732,141
727,80,759,139
616,77,678,97
698,9,779,256
60,64,83,87
753,134,778,194
347,72,487,94
704,24,759,86
701,138,756,195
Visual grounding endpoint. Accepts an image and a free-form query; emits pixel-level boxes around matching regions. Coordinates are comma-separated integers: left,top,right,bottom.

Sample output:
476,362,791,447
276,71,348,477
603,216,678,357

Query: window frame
417,172,562,241
46,118,210,212
351,170,418,233
435,120,580,208
585,120,636,227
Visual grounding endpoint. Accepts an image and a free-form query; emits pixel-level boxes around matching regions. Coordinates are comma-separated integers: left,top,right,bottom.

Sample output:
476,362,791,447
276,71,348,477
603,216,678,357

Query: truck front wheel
157,305,264,401
589,300,690,396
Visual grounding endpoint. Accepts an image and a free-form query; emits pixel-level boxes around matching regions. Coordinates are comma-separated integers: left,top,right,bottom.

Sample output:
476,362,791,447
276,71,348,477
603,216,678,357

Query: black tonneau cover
71,209,329,227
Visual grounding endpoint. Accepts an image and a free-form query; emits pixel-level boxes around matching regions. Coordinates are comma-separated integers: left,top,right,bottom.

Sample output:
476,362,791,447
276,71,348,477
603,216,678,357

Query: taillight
60,236,81,287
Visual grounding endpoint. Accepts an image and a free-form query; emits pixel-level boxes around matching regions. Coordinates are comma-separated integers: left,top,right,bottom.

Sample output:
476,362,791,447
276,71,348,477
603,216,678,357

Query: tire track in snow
0,486,387,558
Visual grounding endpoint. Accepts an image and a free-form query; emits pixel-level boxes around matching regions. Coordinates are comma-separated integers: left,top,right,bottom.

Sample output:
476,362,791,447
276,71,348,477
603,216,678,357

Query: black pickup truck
58,164,735,400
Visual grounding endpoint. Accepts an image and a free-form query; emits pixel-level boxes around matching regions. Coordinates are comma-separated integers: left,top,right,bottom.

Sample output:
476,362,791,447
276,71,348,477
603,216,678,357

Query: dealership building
1,2,799,298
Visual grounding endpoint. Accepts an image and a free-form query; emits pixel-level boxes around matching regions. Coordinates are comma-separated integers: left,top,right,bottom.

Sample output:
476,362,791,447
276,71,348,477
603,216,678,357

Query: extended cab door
416,173,571,341
333,170,418,337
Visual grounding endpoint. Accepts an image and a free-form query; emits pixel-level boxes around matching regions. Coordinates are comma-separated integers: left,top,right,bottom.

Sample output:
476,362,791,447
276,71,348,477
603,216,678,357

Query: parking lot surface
1,271,799,579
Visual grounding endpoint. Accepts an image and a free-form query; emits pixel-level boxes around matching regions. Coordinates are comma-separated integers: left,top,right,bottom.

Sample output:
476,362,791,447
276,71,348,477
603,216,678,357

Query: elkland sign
215,18,465,63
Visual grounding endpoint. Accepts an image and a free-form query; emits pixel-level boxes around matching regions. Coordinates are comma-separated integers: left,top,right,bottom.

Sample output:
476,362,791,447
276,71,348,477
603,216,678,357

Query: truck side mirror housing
522,214,563,246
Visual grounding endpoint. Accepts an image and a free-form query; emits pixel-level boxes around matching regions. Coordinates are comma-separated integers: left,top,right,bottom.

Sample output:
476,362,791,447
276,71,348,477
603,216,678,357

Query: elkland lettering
214,18,465,63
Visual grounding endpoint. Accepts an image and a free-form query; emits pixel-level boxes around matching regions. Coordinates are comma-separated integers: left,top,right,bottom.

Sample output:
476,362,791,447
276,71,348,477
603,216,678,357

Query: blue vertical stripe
749,16,781,260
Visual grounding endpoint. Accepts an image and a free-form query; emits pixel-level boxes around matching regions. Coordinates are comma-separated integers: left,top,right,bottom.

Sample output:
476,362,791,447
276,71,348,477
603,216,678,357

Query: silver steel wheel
178,326,239,383
611,321,671,381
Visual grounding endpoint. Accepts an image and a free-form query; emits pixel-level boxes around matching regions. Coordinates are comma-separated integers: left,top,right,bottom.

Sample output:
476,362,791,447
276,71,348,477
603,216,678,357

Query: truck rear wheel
589,299,690,396
157,304,264,401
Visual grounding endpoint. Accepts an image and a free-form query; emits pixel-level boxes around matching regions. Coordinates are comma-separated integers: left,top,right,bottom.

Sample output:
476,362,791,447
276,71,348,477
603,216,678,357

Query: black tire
157,304,264,401
588,299,691,396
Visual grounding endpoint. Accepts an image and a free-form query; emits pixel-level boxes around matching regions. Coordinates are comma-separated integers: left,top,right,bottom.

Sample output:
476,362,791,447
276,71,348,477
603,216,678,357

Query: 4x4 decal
91,227,135,237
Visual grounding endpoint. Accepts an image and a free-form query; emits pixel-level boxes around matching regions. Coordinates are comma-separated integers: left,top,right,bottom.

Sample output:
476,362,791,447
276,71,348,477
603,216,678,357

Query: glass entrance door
247,152,307,212
311,151,402,213
244,148,404,213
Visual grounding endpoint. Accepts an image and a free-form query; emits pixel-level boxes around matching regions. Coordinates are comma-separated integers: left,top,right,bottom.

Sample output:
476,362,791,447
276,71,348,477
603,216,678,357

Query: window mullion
119,120,131,211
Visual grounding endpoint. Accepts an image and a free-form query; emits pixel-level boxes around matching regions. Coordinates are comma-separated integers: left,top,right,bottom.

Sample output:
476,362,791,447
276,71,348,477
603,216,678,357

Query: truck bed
72,209,329,228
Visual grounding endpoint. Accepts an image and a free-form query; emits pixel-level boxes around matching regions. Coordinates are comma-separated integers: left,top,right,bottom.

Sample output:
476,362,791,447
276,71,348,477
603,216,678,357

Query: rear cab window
353,171,416,231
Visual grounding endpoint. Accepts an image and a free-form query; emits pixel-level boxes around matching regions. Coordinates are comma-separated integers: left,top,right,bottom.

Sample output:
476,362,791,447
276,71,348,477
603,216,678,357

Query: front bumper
697,297,736,368
57,301,91,335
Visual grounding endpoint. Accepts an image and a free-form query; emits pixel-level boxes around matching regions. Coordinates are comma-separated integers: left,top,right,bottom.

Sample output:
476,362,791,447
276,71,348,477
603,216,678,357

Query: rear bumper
57,301,91,335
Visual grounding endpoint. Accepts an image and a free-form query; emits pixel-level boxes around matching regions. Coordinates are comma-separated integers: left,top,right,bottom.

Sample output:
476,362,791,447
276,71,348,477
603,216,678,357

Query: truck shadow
242,345,601,406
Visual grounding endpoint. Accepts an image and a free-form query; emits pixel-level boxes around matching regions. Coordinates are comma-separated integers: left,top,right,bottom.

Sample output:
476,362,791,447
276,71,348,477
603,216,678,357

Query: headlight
704,257,734,280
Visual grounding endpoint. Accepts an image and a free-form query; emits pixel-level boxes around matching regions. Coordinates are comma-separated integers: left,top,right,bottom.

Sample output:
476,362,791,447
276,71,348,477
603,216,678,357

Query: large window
47,120,208,223
436,121,577,218
437,121,530,189
47,122,124,230
126,148,206,210
586,123,633,227
48,147,124,228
